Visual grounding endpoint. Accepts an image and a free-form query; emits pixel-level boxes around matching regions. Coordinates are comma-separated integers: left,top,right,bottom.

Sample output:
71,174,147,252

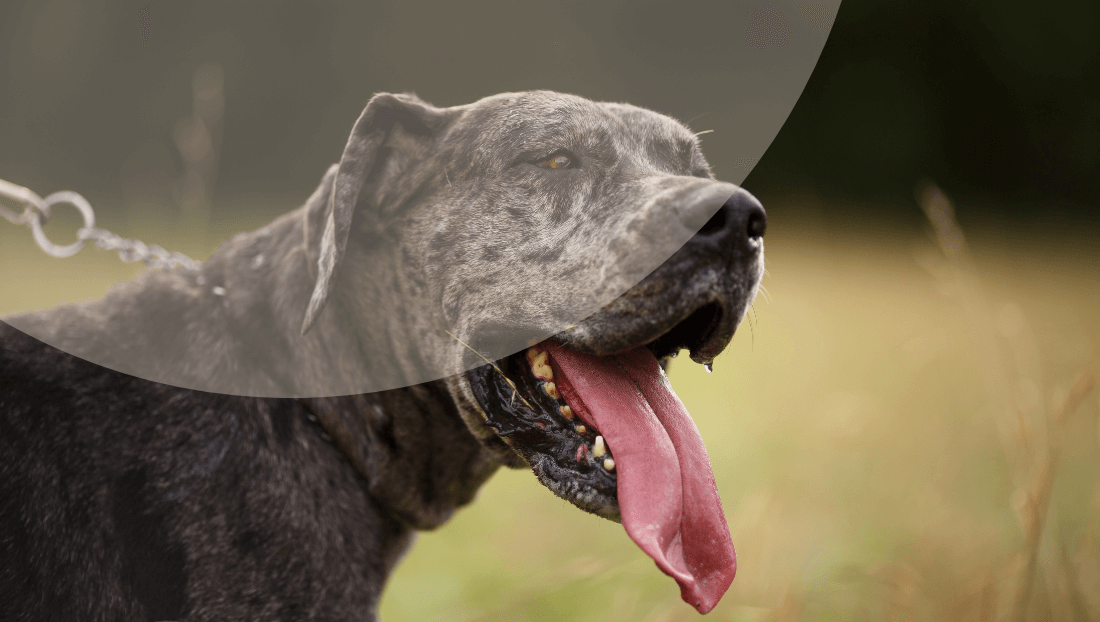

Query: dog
0,90,766,620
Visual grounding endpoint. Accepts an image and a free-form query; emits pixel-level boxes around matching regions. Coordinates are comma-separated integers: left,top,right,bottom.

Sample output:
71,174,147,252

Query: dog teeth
592,435,606,458
603,458,615,472
543,382,559,399
575,424,586,434
526,346,554,381
560,405,574,419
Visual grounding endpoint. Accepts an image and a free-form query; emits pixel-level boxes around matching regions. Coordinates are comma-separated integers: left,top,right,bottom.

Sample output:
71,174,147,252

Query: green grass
2,196,1097,621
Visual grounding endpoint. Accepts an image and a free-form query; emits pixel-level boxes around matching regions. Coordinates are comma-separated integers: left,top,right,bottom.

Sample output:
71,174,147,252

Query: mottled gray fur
0,90,764,621
5,91,751,396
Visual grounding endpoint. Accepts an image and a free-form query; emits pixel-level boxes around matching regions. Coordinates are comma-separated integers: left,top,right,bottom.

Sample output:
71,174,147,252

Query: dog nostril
697,206,727,236
686,190,765,244
746,208,766,239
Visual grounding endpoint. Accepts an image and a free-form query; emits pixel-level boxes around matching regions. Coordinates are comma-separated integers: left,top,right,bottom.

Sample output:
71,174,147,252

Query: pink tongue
542,342,736,614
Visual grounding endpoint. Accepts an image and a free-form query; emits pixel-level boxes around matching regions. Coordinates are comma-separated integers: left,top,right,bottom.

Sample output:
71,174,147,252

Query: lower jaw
465,343,621,512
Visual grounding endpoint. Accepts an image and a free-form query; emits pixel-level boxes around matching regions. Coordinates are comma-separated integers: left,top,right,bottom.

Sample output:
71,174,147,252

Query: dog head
303,90,763,381
303,90,764,612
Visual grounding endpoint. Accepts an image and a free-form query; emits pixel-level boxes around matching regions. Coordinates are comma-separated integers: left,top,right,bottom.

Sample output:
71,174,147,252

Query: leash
0,178,202,272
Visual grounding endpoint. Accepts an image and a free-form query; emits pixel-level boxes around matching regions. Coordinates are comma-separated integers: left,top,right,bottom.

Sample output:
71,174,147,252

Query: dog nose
684,188,766,251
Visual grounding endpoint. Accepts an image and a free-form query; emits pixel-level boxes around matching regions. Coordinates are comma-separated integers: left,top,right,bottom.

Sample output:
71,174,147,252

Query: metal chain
0,178,201,272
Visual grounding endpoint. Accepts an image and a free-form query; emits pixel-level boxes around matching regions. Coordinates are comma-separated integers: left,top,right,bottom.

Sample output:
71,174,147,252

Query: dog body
0,333,434,620
1,91,765,620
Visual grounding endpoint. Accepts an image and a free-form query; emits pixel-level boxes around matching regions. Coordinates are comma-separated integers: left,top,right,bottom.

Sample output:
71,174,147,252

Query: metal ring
29,191,97,258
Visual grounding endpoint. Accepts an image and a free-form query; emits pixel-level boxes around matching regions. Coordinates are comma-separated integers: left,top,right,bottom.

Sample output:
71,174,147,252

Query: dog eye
536,153,575,169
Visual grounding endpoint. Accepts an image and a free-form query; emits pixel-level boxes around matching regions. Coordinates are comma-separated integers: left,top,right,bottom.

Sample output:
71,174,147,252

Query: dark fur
1,90,764,620
0,336,425,620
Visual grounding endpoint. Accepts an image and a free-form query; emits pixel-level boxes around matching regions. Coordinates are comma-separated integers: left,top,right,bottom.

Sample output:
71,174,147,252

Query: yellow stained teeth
526,346,553,381
592,436,606,458
543,382,559,399
603,458,615,471
575,424,586,434
560,405,573,419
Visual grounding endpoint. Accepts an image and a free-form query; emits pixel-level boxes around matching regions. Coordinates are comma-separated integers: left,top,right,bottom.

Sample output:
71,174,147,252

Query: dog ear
301,92,451,335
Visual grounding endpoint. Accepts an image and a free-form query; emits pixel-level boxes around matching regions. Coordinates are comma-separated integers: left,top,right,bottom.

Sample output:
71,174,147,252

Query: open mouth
465,302,738,614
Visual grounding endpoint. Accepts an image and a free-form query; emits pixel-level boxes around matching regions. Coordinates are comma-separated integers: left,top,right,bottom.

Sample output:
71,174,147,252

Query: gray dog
0,90,765,620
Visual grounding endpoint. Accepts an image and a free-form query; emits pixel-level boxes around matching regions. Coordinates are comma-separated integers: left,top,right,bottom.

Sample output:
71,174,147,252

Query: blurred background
1,0,1098,620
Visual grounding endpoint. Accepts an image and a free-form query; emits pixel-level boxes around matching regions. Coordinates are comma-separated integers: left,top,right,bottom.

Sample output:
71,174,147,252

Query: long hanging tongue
541,341,736,614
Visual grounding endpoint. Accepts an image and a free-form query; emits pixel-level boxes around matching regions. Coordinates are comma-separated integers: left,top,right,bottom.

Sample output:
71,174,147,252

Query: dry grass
1,192,1097,621
916,182,1097,621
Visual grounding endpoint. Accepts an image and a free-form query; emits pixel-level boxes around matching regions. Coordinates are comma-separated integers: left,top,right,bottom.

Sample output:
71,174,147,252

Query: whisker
686,111,711,126
748,304,756,351
694,129,715,137
758,284,772,303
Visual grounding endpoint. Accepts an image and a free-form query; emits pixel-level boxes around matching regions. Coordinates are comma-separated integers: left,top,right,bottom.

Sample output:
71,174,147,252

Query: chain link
0,178,201,272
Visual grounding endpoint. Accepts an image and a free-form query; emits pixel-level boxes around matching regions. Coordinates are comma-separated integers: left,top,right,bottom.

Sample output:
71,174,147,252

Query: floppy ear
300,92,451,335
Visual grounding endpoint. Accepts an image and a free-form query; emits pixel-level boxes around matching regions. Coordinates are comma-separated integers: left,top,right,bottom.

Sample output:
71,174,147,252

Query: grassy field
2,192,1097,621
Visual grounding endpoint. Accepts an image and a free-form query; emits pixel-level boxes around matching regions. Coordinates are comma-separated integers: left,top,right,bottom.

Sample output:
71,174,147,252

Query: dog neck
298,384,501,530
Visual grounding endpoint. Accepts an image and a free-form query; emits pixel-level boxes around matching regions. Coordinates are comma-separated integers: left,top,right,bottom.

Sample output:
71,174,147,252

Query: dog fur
0,90,765,621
